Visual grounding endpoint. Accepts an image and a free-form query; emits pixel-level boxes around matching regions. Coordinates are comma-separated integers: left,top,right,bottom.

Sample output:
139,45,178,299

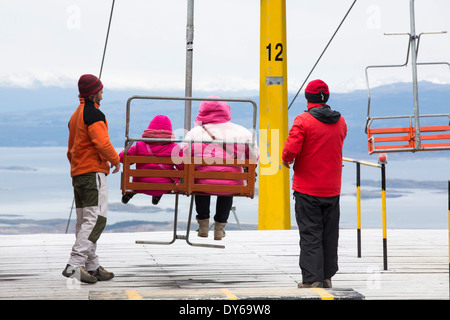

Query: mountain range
1,81,449,158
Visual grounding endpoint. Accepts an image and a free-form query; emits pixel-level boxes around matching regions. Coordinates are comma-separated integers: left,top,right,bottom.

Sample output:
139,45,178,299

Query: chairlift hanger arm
364,35,411,132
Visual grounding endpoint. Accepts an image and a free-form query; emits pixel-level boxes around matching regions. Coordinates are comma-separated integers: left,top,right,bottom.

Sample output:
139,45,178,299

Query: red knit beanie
78,74,103,98
305,79,329,103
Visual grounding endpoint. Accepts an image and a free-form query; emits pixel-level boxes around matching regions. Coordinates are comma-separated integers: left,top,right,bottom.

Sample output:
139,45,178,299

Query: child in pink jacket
119,115,182,205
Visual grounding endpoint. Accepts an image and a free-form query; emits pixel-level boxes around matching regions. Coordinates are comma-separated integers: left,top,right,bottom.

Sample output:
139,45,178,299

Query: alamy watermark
66,5,81,30
65,265,81,290
139,127,283,176
366,5,381,30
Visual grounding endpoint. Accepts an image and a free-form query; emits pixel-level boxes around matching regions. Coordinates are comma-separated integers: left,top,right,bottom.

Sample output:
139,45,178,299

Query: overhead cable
99,0,116,79
288,0,357,109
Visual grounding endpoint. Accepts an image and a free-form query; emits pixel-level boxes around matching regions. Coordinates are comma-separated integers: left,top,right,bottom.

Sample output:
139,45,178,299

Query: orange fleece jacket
67,98,120,177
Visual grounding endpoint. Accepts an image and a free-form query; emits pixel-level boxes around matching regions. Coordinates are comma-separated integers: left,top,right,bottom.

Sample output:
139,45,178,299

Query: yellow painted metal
220,289,237,300
125,290,142,300
382,189,387,239
310,288,334,300
356,185,361,231
258,0,290,230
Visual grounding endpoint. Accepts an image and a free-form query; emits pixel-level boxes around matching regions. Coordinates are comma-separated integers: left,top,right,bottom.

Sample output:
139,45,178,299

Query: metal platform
0,229,448,300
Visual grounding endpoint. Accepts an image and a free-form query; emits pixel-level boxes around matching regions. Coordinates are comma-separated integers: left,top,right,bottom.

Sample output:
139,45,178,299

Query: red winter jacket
282,103,347,197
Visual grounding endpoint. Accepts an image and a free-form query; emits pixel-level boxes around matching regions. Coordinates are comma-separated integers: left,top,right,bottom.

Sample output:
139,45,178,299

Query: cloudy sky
1,0,449,94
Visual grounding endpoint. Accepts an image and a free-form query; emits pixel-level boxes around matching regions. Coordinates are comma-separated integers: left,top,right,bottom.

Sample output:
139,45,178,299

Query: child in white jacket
182,96,258,240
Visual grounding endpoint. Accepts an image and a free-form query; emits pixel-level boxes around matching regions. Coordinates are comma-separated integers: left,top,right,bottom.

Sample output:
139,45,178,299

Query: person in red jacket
282,79,347,289
63,74,120,284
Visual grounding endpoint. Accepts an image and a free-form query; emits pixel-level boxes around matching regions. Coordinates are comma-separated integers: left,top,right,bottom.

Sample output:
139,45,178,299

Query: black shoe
121,193,135,204
152,195,162,205
298,281,323,288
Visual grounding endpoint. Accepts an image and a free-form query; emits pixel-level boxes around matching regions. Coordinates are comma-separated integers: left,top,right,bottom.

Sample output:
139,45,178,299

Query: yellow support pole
258,0,290,230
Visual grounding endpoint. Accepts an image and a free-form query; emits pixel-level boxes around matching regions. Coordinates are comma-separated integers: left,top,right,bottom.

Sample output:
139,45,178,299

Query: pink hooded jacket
182,96,259,193
119,115,183,196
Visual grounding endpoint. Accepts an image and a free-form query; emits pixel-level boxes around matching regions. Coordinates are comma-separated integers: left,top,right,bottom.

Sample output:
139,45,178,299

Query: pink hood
195,96,231,125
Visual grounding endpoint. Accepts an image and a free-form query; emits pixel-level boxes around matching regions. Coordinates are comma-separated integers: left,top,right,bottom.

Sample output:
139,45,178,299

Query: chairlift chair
121,96,258,249
365,3,450,154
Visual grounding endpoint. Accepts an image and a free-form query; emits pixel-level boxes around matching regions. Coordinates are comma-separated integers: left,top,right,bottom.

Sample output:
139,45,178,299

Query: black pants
294,191,340,283
194,195,233,223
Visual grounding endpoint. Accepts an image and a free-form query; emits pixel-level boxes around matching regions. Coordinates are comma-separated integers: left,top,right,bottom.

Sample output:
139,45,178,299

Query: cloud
0,72,75,89
1,0,449,93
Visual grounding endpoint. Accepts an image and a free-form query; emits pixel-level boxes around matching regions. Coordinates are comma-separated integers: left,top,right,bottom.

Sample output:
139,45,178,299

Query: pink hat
142,115,175,141
195,96,231,125
148,115,173,131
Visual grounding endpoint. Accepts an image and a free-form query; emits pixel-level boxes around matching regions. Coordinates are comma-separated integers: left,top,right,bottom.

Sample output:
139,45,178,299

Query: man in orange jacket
282,79,347,289
63,74,120,284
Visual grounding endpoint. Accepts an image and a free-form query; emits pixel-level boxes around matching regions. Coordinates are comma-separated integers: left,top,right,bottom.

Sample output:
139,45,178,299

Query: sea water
0,147,448,230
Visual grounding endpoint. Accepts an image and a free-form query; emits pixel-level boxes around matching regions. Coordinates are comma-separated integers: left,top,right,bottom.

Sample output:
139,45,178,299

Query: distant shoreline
1,174,448,234
0,217,258,235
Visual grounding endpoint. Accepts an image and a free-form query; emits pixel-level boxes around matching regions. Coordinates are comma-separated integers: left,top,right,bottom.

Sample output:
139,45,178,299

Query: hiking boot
121,193,136,204
197,218,209,237
152,195,162,205
89,266,114,281
62,264,97,284
323,278,332,288
298,281,323,288
214,222,227,240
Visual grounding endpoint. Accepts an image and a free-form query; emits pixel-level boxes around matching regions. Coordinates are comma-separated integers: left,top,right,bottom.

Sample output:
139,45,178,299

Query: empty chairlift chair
364,21,450,154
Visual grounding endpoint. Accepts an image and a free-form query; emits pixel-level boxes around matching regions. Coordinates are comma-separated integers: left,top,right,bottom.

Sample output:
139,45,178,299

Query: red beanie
305,79,329,103
78,74,103,98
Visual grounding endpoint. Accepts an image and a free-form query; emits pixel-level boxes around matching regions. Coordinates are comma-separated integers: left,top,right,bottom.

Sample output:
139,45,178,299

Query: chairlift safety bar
125,95,257,144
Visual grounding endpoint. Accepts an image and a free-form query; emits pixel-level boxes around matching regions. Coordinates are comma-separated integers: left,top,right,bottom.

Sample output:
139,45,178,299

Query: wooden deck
0,228,448,300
